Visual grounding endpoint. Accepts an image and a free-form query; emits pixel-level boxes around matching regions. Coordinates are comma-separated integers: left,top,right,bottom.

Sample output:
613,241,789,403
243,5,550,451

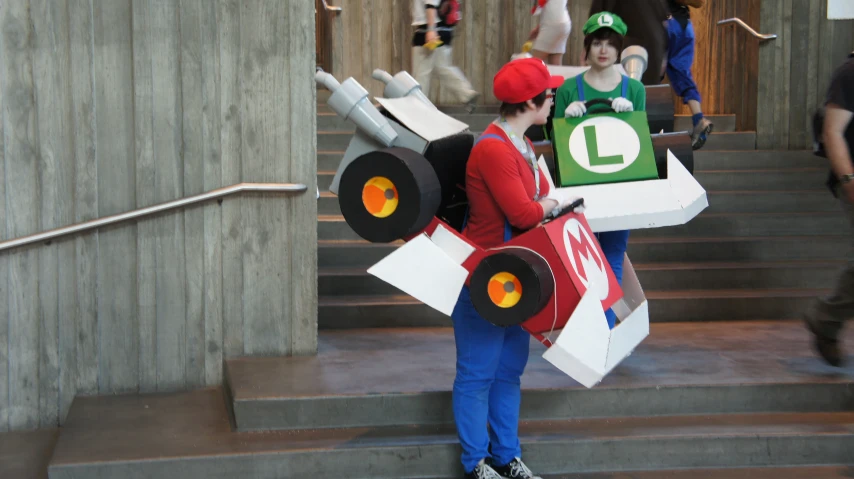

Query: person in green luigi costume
554,11,645,330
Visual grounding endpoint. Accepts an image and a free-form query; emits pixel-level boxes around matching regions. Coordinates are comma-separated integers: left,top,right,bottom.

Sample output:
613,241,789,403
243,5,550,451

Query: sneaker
465,460,503,479
464,92,481,114
492,457,542,479
691,118,714,150
804,309,844,367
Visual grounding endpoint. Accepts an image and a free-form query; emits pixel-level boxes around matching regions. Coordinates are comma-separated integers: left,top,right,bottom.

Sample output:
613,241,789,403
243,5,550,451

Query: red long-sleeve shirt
463,124,550,249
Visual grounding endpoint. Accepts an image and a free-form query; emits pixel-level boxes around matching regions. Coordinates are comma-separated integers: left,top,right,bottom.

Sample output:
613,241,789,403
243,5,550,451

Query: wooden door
669,0,761,132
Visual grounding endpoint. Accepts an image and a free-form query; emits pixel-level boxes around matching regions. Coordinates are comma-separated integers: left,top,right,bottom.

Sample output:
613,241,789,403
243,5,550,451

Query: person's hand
564,101,587,118
426,30,438,44
528,25,540,40
560,195,586,214
611,97,634,113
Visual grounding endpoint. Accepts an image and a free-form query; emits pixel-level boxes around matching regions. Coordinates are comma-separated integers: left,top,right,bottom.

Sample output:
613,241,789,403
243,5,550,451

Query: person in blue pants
452,57,574,478
666,0,713,150
556,12,647,330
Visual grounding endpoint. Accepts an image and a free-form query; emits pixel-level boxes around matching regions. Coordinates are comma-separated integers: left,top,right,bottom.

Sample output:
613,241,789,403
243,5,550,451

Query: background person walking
411,0,480,112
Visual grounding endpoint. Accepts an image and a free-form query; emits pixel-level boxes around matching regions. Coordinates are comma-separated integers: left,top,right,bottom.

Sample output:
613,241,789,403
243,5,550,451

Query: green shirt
554,73,647,116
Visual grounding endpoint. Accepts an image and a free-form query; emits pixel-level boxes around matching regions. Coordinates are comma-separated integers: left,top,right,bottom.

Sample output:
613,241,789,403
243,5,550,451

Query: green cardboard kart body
553,111,659,187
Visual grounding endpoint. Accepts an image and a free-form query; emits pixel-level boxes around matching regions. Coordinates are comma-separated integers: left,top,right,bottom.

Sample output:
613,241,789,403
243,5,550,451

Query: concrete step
317,149,825,173
319,261,839,297
535,467,854,479
227,322,854,431
695,168,827,191
47,385,854,478
317,289,828,329
317,213,848,241
0,429,57,479
704,191,837,214
318,235,852,268
694,150,824,170
630,213,846,239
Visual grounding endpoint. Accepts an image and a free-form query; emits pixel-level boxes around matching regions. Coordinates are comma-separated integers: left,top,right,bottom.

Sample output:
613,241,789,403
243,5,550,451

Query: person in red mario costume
450,57,583,479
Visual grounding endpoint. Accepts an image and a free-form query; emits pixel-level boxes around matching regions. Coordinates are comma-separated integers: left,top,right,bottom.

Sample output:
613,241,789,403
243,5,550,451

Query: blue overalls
666,17,702,104
576,74,631,330
451,133,532,473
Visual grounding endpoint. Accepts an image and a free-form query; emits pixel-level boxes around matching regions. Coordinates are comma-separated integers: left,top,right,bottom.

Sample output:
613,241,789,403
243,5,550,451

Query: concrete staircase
10,107,854,478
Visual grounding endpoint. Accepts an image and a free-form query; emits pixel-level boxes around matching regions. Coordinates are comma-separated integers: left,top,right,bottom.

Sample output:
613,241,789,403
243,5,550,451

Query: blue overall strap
576,75,585,102
621,75,629,98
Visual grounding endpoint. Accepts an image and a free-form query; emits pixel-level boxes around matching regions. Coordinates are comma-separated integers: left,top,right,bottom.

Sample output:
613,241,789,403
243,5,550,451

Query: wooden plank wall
0,0,317,432
758,0,854,149
669,0,760,132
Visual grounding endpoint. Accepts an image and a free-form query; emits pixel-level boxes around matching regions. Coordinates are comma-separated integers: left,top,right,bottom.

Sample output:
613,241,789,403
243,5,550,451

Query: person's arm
477,142,554,228
825,104,854,201
554,79,574,117
633,81,647,112
425,1,439,43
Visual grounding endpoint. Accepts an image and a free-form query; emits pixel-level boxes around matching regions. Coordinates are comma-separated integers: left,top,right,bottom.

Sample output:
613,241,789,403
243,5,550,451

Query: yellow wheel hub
488,272,523,309
362,176,399,218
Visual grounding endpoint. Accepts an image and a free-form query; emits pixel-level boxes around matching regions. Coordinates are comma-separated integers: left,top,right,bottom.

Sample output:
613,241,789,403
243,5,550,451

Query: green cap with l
582,12,628,37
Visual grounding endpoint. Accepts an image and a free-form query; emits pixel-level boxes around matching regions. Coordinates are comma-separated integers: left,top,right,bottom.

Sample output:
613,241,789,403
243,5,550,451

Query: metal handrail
0,182,307,253
717,18,777,41
321,0,342,13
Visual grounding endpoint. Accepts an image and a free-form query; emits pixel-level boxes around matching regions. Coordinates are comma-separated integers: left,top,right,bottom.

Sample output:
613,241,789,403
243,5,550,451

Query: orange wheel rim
362,177,399,218
487,272,523,309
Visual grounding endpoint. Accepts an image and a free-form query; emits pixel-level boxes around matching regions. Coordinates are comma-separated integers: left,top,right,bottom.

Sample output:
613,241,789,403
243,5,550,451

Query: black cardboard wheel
338,147,441,243
470,249,555,327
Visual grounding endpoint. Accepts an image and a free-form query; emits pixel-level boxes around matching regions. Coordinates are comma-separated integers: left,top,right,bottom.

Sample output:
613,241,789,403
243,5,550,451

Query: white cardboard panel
554,152,708,233
367,234,467,316
542,254,650,388
430,224,475,265
376,96,469,142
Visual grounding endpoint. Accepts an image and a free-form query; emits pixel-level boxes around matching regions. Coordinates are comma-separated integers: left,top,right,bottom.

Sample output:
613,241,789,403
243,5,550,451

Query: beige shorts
533,21,572,54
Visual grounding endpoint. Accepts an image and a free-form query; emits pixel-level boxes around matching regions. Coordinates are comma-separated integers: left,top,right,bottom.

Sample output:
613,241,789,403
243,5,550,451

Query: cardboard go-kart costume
315,61,707,387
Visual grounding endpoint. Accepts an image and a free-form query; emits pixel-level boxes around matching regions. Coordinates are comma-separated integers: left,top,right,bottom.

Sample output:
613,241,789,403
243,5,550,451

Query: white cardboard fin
367,234,466,316
430,224,475,265
375,96,469,141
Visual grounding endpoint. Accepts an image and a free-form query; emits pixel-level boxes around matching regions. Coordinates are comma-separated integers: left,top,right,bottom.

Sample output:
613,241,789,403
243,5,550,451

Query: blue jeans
596,229,630,329
451,286,530,473
666,18,701,105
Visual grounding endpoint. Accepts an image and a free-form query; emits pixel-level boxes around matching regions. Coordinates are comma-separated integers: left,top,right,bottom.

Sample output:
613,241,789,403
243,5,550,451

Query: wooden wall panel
0,0,317,432
759,0,854,149
664,0,761,131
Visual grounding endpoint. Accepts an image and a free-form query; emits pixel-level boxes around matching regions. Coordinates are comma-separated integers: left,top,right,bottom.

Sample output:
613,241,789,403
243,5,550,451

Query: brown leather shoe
804,313,844,367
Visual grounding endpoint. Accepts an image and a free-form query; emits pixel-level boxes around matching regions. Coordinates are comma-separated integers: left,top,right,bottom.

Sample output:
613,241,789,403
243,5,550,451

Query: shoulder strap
621,75,629,99
575,75,585,102
473,133,504,147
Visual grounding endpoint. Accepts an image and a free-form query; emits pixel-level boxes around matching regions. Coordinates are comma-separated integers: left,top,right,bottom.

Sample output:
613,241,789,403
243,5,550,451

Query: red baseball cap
493,58,564,104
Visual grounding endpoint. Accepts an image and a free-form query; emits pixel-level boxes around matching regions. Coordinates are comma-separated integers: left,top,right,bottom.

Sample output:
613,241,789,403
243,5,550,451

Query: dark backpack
438,0,461,26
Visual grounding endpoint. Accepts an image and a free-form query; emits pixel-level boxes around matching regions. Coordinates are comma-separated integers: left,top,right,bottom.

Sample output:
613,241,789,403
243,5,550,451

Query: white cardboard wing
553,150,708,233
375,96,469,142
367,226,472,317
542,254,649,388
